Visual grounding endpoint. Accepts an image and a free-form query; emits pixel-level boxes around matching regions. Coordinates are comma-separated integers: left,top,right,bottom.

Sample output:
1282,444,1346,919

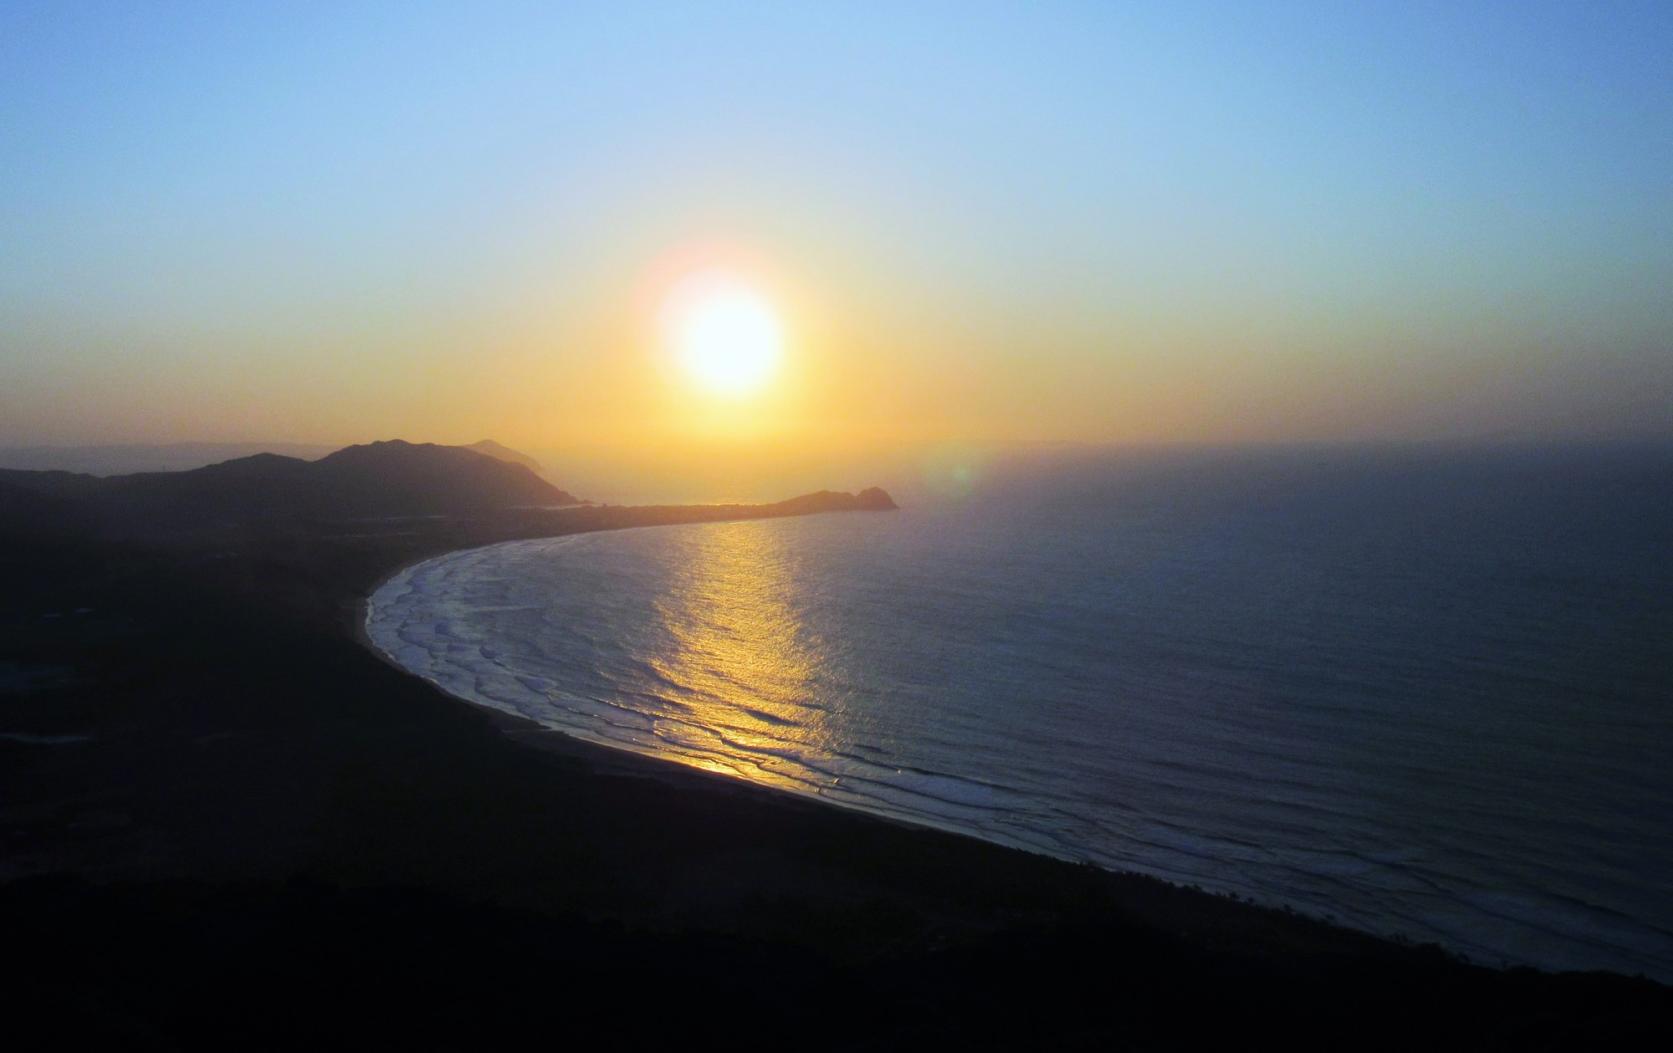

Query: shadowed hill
0,440,583,529
0,480,98,541
305,441,579,514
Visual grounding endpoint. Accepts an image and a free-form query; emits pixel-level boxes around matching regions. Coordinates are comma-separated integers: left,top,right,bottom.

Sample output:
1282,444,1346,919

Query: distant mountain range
0,438,553,480
464,439,543,474
0,440,582,532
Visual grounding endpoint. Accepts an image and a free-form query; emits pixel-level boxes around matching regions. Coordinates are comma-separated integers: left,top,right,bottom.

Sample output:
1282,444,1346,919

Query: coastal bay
4,483,1668,1047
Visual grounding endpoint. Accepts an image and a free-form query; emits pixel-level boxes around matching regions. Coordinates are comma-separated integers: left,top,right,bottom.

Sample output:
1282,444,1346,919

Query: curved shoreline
353,521,1673,986
11,480,1671,1041
354,531,1065,862
361,534,1430,963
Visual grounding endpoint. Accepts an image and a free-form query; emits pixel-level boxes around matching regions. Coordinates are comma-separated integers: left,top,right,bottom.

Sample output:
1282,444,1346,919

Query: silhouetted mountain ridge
0,440,911,540
768,488,899,514
0,440,582,528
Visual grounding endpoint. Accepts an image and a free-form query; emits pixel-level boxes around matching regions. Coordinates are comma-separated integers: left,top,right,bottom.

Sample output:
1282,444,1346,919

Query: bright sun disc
664,272,782,397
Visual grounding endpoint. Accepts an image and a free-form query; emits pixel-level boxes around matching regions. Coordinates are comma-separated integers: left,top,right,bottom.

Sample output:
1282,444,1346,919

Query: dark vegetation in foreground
0,443,1666,1048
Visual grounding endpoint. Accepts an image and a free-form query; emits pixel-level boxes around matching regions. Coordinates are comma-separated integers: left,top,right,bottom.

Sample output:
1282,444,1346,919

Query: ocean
366,444,1673,979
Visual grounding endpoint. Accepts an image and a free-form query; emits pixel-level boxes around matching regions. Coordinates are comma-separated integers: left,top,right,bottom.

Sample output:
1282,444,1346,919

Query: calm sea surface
367,446,1673,979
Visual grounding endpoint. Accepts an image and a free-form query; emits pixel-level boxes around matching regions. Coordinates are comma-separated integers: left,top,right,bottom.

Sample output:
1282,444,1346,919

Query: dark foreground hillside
0,476,1667,1048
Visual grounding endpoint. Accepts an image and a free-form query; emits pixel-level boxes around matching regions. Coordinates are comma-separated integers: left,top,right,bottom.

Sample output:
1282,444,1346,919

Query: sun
663,271,783,397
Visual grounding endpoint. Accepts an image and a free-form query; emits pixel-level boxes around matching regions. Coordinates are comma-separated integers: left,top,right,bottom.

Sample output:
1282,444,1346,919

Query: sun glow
663,271,783,397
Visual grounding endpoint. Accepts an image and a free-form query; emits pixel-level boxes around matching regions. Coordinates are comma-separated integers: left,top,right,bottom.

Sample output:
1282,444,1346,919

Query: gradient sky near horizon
3,1,1671,458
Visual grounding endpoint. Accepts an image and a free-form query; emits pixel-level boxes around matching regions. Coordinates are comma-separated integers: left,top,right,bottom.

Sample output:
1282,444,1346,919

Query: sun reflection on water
645,521,834,789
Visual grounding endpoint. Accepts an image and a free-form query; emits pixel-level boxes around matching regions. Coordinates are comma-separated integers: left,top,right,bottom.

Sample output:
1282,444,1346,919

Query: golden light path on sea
646,521,834,789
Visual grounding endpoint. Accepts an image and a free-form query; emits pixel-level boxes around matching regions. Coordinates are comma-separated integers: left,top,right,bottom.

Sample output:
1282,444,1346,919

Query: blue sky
2,1,1670,447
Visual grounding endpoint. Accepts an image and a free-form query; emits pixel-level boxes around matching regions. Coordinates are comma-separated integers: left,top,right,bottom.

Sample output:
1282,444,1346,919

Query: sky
3,1,1671,477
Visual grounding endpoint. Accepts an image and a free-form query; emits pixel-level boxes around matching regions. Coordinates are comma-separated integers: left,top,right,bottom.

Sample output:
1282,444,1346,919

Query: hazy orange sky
3,3,1671,469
